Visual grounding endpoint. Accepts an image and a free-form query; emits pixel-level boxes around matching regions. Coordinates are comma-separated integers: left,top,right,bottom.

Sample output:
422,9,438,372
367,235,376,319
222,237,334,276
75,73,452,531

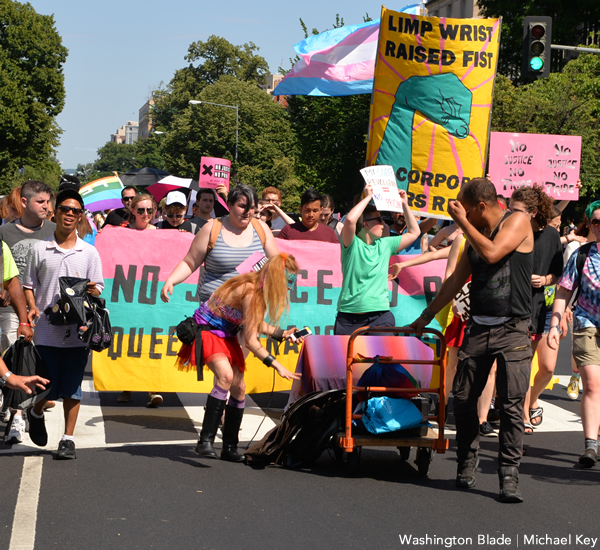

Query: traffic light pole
550,44,600,55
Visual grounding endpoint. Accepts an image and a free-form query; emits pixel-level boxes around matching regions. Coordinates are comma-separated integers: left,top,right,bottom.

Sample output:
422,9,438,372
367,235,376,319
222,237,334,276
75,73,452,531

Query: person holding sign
165,254,301,462
410,178,534,503
334,184,420,335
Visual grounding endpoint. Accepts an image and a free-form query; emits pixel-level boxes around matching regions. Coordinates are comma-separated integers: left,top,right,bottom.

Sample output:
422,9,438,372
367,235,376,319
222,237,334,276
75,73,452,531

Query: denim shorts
36,346,90,401
531,310,553,341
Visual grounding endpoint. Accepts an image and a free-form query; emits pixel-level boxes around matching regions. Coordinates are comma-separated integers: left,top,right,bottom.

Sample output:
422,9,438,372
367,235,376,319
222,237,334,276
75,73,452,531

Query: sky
26,0,412,171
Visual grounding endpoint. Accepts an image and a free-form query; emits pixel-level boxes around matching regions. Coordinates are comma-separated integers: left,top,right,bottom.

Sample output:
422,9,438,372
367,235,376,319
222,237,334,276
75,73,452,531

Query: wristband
0,371,12,387
272,327,285,342
549,325,563,335
262,354,276,367
19,323,31,327
420,308,434,322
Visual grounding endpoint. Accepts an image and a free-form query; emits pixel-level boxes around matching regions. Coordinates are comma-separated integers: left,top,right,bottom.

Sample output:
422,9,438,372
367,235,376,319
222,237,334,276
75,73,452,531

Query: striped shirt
23,236,104,348
197,228,264,302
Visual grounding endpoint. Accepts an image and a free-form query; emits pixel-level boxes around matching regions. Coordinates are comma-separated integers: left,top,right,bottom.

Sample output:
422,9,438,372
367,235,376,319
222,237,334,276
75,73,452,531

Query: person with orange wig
163,253,302,462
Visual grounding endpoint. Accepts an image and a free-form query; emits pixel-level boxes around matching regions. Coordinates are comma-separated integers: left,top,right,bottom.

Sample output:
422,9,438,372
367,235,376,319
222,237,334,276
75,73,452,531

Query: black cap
56,189,85,210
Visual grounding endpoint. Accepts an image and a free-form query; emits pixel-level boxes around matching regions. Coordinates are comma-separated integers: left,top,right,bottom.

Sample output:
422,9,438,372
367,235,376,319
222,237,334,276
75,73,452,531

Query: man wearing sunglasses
157,191,194,233
104,186,137,227
23,189,104,460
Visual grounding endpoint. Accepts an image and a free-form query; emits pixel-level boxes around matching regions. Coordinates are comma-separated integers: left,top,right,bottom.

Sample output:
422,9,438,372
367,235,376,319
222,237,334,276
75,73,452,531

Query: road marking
9,456,43,550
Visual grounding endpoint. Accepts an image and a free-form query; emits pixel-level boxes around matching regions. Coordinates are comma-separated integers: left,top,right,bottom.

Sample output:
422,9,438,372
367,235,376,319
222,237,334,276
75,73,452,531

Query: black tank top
467,213,533,319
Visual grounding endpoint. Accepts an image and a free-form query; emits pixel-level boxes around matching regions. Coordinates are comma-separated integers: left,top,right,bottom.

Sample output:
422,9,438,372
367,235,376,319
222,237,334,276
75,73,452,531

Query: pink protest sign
488,132,581,200
199,157,231,191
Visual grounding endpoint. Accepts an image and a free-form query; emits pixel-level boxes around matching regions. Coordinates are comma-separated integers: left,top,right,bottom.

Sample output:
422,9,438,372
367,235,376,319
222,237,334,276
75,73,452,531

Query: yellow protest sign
366,8,501,219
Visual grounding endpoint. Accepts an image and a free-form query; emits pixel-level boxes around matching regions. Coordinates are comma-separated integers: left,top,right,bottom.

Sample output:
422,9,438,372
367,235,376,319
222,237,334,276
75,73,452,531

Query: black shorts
333,310,396,336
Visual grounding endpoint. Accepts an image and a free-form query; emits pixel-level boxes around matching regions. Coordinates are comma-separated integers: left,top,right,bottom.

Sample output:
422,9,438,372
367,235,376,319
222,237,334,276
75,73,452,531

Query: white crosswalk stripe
0,379,278,455
1,377,585,455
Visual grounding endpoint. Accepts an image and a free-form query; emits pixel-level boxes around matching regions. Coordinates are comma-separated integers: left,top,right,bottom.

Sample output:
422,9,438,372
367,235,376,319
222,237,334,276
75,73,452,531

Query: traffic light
522,16,552,78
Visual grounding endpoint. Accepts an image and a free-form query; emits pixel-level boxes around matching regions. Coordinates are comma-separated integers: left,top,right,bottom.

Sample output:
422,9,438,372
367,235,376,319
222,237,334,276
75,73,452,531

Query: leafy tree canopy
491,52,600,198
0,0,67,191
152,36,269,131
160,75,300,206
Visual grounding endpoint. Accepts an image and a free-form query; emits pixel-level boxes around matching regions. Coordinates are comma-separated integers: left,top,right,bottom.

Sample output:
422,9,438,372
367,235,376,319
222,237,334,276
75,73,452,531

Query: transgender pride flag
273,5,422,97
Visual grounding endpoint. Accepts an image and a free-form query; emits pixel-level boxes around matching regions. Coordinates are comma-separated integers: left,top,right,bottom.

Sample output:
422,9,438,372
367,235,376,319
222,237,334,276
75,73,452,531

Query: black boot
455,453,479,488
498,466,523,503
196,395,226,459
221,405,245,463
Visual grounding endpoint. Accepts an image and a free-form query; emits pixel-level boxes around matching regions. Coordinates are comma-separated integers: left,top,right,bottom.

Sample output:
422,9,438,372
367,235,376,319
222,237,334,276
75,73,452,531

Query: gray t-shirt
0,220,56,282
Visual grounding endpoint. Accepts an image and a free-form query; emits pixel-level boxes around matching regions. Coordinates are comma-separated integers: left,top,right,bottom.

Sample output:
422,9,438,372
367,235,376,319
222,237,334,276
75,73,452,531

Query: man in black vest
411,178,534,503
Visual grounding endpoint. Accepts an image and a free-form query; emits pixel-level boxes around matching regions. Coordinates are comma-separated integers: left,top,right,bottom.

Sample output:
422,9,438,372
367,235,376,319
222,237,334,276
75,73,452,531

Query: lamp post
189,100,239,161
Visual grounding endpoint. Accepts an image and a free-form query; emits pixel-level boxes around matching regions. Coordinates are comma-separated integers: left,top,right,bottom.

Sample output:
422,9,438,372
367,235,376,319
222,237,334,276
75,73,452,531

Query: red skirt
201,332,246,373
445,315,467,348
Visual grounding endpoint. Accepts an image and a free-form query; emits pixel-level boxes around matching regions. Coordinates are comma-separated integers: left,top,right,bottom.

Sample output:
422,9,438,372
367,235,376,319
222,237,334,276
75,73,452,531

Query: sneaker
7,416,25,444
26,408,47,447
54,439,76,460
147,393,163,408
456,455,479,488
579,448,597,468
567,376,580,400
117,391,131,403
479,421,498,437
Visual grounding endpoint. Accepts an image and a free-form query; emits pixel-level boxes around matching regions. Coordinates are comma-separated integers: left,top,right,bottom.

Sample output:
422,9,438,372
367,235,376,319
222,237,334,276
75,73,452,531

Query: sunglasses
122,196,134,202
136,207,155,215
57,205,83,215
166,213,184,219
590,219,600,227
364,216,384,224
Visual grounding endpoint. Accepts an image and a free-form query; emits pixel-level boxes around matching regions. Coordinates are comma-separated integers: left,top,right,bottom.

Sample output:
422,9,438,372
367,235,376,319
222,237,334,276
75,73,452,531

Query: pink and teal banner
92,228,446,393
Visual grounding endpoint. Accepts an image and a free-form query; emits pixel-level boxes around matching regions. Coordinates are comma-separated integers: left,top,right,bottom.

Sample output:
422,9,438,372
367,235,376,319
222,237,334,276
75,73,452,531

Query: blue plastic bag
356,355,419,400
362,396,427,434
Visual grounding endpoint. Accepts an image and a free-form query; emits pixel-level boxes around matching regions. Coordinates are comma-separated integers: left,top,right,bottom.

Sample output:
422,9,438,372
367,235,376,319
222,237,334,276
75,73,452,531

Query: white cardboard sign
360,165,403,213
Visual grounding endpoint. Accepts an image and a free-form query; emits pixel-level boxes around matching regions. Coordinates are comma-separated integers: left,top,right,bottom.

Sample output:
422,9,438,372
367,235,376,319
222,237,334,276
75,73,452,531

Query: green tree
94,142,138,174
0,0,68,191
490,53,600,197
160,76,298,198
287,94,371,211
477,0,600,79
152,36,270,131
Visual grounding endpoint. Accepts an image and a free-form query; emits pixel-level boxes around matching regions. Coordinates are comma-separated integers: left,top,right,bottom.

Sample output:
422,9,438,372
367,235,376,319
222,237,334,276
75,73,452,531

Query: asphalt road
1,336,599,550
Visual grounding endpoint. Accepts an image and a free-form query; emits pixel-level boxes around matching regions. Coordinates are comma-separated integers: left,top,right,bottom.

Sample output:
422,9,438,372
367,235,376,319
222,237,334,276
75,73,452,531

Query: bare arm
449,201,532,264
445,234,464,280
259,219,280,258
269,204,294,225
396,190,420,252
548,285,574,349
160,219,214,302
409,250,472,333
341,186,373,248
389,246,451,280
242,292,300,380
428,224,452,252
6,277,33,341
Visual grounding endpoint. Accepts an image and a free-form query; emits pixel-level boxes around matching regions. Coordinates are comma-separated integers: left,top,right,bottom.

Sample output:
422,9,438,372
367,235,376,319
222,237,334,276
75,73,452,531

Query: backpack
244,389,346,469
206,217,267,255
573,242,594,305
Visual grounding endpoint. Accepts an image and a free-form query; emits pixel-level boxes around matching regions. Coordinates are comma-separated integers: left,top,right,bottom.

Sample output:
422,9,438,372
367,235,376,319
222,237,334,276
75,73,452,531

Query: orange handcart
335,326,449,475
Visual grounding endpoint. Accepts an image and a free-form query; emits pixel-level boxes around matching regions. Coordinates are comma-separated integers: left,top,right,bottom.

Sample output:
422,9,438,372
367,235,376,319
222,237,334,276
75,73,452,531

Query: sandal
530,407,543,427
524,422,534,434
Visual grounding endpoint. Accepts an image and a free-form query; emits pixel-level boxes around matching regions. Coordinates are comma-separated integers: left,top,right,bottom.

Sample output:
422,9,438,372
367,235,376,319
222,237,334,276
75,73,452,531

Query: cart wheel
398,446,411,461
344,449,360,474
332,442,344,463
415,448,433,476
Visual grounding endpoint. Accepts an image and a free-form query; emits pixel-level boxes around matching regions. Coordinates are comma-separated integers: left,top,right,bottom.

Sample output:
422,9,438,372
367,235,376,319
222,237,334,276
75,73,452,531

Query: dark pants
453,318,531,468
334,310,396,336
